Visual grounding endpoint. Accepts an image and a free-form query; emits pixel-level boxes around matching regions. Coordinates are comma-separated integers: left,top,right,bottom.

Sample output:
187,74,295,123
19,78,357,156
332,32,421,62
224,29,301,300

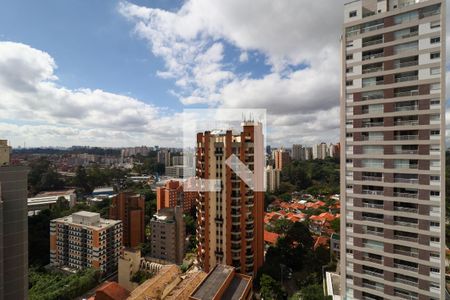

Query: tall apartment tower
109,192,145,248
273,148,290,170
341,1,445,299
156,180,197,213
0,141,28,300
196,122,265,276
292,144,304,160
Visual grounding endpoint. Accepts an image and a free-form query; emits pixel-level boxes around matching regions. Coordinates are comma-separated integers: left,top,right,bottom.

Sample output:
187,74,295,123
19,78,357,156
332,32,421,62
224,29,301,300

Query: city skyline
3,0,448,148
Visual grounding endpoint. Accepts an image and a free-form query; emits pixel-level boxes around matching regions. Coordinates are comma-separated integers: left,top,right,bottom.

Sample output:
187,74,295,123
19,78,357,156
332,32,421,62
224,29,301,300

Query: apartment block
196,122,265,276
0,145,28,300
156,180,197,213
109,192,145,248
341,1,445,299
265,165,281,192
50,211,123,276
292,144,304,160
273,148,291,170
0,140,11,166
149,207,185,264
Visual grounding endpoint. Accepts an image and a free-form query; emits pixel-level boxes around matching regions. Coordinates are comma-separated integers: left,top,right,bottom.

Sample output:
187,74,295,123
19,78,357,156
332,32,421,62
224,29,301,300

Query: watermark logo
181,108,266,192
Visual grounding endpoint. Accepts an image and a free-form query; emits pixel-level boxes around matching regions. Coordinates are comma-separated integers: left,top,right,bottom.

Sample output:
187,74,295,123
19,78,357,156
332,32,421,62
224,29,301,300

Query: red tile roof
314,236,329,250
94,281,129,300
264,230,280,245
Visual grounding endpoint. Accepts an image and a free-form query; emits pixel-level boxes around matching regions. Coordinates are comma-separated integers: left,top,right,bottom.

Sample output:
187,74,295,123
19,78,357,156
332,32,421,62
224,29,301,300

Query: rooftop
52,211,121,230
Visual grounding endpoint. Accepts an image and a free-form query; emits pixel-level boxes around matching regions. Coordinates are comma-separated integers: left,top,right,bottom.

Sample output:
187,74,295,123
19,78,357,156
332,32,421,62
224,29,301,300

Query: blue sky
0,0,447,147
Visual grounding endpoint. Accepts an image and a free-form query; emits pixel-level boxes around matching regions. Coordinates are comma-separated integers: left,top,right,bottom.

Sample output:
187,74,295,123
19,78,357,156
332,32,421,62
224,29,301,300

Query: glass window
430,52,440,59
394,10,418,24
430,67,440,75
430,37,440,44
349,10,357,18
430,21,440,29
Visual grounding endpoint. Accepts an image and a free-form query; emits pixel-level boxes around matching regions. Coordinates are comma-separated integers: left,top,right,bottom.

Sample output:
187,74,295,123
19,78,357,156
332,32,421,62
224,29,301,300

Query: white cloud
0,41,183,147
239,52,248,63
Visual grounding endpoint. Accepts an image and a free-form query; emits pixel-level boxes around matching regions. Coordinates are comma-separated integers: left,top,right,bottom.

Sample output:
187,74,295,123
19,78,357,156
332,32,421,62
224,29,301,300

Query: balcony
363,52,384,61
393,249,418,258
394,235,418,243
395,277,418,287
395,75,418,83
363,39,384,47
365,230,384,237
394,119,419,126
363,202,384,209
362,66,383,74
394,60,418,69
394,135,418,140
362,121,384,128
394,163,418,169
362,190,384,196
362,93,384,100
395,104,418,112
363,270,384,278
362,282,384,292
362,216,384,223
361,24,384,33
394,263,418,272
394,206,418,213
394,221,418,228
395,90,419,97
362,80,384,87
362,175,383,181
364,256,383,264
394,192,418,199
394,177,418,183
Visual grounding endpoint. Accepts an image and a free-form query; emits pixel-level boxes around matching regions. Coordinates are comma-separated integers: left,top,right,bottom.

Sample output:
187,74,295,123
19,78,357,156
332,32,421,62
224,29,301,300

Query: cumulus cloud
0,41,183,147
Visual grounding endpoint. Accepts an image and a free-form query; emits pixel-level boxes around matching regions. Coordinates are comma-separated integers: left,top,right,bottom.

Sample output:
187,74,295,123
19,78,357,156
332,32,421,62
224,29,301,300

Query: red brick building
156,180,197,213
109,192,145,248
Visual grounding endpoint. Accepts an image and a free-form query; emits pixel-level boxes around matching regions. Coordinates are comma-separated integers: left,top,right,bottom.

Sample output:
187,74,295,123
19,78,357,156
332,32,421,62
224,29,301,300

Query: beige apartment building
50,211,123,276
341,0,445,299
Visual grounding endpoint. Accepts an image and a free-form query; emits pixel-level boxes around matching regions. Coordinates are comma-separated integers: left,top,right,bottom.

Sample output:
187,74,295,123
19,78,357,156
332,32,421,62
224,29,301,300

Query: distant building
273,148,291,170
313,142,329,160
165,165,184,178
121,146,150,158
109,192,145,248
304,147,313,160
265,165,280,192
92,187,115,197
50,211,123,275
157,149,171,166
0,140,11,166
172,156,183,166
292,144,304,160
156,180,197,213
0,142,28,300
329,143,340,159
189,264,253,300
150,207,185,264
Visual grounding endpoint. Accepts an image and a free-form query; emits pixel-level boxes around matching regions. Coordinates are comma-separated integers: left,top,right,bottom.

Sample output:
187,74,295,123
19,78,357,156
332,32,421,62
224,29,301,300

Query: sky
0,0,448,148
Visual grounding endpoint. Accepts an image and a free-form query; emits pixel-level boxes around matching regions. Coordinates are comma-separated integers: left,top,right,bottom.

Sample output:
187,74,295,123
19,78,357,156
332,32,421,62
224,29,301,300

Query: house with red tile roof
313,236,330,250
88,281,129,300
264,230,280,246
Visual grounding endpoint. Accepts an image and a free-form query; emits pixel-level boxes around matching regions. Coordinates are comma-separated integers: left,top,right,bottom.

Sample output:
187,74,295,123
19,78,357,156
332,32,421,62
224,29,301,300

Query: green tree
269,218,293,234
260,274,285,300
299,284,331,300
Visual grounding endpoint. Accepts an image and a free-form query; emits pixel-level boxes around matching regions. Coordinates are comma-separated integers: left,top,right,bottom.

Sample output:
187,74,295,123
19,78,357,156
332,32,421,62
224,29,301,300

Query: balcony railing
362,94,383,100
365,230,384,237
362,66,383,74
395,277,418,287
394,206,418,213
395,105,418,111
364,256,383,264
363,270,384,278
361,24,384,33
395,91,419,97
362,190,384,195
394,192,418,199
363,39,384,47
362,80,384,87
394,263,418,272
394,60,418,69
394,135,418,140
363,52,384,61
394,235,418,243
362,283,384,292
362,176,383,181
362,122,384,128
394,177,419,184
395,164,418,169
362,217,384,223
395,75,418,83
393,249,418,257
363,202,384,209
394,292,418,300
394,220,418,228
394,120,419,126
394,149,418,155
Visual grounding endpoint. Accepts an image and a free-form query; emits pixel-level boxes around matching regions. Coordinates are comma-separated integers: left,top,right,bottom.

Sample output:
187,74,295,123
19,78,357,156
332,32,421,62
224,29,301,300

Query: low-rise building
189,264,253,300
150,207,185,264
50,211,123,275
165,165,184,178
